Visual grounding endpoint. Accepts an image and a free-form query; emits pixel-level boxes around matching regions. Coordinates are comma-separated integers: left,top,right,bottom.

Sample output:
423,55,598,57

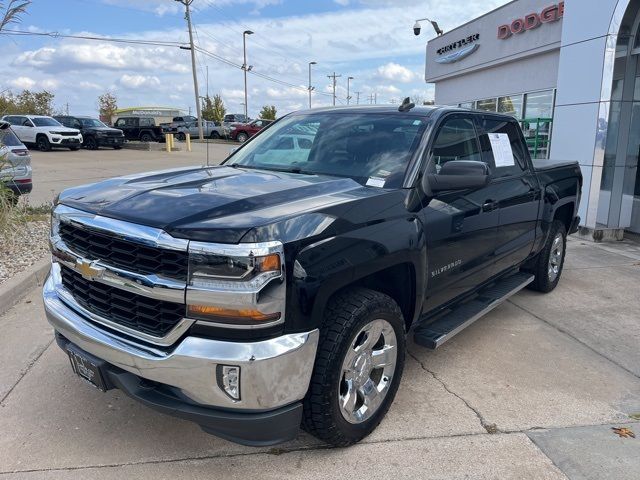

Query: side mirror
424,160,490,192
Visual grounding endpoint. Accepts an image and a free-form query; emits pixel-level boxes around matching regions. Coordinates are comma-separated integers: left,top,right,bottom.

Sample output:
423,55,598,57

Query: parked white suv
1,115,83,152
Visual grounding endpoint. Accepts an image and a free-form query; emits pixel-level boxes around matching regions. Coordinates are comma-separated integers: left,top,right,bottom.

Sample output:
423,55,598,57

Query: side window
480,118,529,178
22,118,33,127
126,118,137,127
115,119,125,127
430,117,482,172
298,137,313,149
140,118,153,127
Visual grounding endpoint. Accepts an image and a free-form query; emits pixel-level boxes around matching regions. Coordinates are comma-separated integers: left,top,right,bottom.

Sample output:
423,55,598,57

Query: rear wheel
527,220,567,293
302,288,406,446
36,135,51,152
140,133,153,143
210,131,220,139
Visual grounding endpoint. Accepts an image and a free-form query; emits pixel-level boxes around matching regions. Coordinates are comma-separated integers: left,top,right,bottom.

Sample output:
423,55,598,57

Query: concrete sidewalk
0,238,638,479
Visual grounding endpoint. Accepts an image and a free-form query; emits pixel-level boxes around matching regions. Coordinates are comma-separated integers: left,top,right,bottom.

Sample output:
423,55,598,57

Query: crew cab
43,104,582,447
113,117,164,143
54,116,125,150
1,115,82,151
230,118,274,143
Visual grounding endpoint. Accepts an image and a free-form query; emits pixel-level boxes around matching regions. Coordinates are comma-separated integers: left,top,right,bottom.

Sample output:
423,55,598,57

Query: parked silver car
0,121,32,201
175,120,227,140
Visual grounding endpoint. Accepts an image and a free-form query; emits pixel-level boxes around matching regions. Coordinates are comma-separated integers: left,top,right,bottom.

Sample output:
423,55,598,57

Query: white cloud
79,81,102,90
9,76,36,90
376,62,416,83
119,74,161,89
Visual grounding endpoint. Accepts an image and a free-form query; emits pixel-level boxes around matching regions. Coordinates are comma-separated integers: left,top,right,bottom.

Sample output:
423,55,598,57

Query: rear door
420,113,500,312
20,117,37,143
478,115,541,275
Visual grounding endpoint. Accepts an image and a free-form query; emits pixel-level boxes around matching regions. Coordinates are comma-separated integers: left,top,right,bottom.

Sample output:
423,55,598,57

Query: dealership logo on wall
498,2,564,39
435,34,480,64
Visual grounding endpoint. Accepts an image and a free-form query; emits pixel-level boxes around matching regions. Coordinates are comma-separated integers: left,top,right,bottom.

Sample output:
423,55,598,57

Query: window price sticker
488,133,515,167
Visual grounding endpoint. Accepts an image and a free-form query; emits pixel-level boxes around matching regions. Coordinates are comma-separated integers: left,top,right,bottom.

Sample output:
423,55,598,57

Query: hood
88,126,123,134
48,126,80,134
58,165,399,243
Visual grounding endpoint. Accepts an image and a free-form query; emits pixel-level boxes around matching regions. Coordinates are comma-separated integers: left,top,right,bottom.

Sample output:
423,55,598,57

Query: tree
202,94,226,124
259,105,277,120
98,92,118,122
0,0,30,32
0,89,55,115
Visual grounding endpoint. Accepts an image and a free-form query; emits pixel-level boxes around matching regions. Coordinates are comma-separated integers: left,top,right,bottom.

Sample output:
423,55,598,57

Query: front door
420,114,500,313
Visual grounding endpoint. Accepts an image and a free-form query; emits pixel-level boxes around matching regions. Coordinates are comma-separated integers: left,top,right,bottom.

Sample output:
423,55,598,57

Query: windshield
0,128,23,147
226,113,429,188
32,117,62,127
80,118,106,128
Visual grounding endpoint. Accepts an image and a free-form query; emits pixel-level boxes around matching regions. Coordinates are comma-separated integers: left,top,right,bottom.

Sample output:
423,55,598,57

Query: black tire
113,145,122,150
140,133,153,143
69,146,80,151
36,135,51,152
84,136,98,150
236,132,248,143
302,288,406,446
210,131,220,139
527,220,567,293
176,132,186,141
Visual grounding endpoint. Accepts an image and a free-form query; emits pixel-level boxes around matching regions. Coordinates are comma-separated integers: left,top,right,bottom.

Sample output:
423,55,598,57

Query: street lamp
242,30,254,120
347,76,354,105
308,61,317,109
413,18,443,36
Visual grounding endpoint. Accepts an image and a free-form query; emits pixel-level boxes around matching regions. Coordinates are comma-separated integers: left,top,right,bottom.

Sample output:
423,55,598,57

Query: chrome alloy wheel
338,319,398,424
548,232,564,282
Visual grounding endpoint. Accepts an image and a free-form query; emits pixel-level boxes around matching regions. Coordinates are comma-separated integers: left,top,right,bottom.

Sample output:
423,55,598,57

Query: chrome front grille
59,221,188,281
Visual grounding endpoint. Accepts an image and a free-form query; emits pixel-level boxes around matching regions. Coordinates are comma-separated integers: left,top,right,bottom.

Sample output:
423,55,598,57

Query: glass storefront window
523,90,554,119
459,102,474,109
498,96,523,118
476,98,497,112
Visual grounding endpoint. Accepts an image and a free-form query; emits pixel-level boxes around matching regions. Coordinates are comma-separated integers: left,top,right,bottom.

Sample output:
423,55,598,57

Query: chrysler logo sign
436,33,480,64
498,2,564,39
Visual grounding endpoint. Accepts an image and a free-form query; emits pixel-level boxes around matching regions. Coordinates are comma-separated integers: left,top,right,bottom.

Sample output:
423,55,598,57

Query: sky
1,0,507,118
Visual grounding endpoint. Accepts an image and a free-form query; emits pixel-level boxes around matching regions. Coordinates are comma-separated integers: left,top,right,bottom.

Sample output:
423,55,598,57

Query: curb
0,257,50,316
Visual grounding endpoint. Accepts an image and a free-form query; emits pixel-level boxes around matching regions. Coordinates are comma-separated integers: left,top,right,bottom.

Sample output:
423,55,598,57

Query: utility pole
206,65,209,98
65,102,69,115
347,76,354,105
175,0,203,141
374,92,377,104
355,91,361,105
327,72,341,106
368,93,374,104
242,30,254,120
308,61,317,109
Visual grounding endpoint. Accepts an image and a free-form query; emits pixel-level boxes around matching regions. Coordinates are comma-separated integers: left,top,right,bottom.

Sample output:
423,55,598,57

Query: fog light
217,365,241,400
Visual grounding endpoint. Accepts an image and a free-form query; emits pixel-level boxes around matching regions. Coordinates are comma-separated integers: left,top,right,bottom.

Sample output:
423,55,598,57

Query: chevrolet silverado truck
44,104,582,447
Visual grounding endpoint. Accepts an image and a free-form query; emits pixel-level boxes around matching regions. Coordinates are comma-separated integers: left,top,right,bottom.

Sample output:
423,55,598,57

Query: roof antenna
398,97,415,112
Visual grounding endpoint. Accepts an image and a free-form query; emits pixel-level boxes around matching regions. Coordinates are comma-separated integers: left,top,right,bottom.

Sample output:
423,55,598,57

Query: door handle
482,200,498,212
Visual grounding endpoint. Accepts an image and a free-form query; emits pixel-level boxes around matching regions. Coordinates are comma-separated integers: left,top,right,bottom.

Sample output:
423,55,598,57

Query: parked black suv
113,117,165,142
55,116,125,150
44,105,582,447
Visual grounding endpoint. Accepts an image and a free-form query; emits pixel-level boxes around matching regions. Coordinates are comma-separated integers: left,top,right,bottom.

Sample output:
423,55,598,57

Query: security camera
413,21,421,36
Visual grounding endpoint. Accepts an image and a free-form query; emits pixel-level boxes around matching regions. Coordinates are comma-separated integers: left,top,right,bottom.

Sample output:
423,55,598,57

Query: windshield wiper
235,165,315,176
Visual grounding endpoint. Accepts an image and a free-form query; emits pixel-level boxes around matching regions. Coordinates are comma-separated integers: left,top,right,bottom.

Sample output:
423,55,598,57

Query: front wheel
236,132,248,143
527,220,567,293
303,288,406,446
36,135,51,152
210,131,220,139
84,137,98,150
69,146,80,151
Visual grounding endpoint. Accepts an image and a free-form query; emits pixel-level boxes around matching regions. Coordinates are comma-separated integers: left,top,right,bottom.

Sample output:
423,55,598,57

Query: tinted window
115,119,126,127
139,118,154,127
228,113,428,188
480,117,529,178
80,118,106,128
0,128,23,146
32,117,62,127
429,117,482,172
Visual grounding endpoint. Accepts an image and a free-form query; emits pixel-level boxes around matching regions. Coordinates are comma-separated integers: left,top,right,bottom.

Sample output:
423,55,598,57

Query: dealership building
425,0,640,239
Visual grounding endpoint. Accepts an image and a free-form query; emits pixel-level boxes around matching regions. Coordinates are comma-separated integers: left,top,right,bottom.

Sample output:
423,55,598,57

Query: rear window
0,128,23,147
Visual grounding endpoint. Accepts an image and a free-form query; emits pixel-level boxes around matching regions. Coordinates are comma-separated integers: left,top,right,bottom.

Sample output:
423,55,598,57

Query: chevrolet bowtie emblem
76,259,104,280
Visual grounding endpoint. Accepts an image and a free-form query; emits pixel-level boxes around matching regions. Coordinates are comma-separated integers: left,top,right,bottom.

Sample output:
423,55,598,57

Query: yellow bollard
185,133,192,152
165,133,171,152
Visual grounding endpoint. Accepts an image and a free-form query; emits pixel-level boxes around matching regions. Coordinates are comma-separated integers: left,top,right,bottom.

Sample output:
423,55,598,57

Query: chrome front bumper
43,271,319,411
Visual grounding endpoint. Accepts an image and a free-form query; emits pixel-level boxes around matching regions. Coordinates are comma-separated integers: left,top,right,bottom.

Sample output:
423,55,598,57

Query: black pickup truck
113,116,164,142
44,104,581,447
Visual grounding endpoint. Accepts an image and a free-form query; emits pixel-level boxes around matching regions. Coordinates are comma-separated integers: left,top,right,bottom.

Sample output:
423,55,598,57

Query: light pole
242,30,253,120
308,61,317,109
347,76,354,105
175,0,203,141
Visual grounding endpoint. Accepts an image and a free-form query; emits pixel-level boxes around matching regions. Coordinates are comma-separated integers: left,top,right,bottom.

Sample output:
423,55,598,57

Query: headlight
186,241,285,327
50,208,60,238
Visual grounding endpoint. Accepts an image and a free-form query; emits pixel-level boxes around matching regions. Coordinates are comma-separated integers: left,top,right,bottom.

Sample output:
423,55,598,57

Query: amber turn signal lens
188,305,281,323
256,253,281,272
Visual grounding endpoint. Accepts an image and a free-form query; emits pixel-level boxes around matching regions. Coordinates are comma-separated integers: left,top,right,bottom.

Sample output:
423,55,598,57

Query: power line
0,29,184,47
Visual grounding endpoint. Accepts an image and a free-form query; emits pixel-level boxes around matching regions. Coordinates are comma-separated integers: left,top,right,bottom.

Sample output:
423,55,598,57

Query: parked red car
229,119,274,142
